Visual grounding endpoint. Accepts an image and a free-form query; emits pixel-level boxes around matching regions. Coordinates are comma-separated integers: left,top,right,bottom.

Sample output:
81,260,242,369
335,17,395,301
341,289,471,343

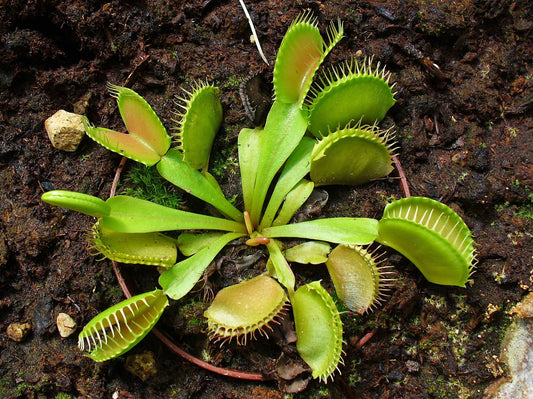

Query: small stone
470,145,491,172
7,322,31,342
484,294,533,398
44,110,85,152
387,369,404,381
56,313,77,337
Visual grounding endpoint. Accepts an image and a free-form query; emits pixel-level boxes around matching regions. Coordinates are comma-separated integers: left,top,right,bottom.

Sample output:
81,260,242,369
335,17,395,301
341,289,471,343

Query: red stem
392,155,411,198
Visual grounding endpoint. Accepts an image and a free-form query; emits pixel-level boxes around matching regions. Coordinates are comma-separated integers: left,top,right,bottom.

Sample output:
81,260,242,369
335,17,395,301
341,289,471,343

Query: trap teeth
377,197,476,287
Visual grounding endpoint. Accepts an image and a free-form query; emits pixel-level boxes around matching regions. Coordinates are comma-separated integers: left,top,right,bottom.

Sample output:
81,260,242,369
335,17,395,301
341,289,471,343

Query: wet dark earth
1,1,532,398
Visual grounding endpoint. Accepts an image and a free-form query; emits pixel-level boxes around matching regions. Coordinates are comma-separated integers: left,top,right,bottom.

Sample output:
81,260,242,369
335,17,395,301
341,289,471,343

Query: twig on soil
337,375,357,399
433,111,440,136
355,329,377,349
124,54,150,87
110,156,127,197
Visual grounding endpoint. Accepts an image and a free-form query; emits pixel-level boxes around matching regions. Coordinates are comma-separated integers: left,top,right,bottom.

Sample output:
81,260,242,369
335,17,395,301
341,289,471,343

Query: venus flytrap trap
377,197,476,286
84,83,171,166
78,289,169,362
42,13,477,385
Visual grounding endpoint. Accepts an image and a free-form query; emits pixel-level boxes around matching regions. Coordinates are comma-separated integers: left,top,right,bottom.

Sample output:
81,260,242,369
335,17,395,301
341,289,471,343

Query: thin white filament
238,0,269,65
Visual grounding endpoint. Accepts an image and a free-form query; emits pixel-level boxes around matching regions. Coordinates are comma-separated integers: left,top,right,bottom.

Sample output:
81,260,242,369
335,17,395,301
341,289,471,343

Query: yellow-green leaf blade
102,196,246,234
263,217,378,246
41,190,110,218
85,125,162,166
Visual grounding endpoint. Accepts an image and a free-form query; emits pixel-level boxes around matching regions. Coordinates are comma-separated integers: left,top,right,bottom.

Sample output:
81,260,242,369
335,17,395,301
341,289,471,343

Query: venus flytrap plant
42,13,477,385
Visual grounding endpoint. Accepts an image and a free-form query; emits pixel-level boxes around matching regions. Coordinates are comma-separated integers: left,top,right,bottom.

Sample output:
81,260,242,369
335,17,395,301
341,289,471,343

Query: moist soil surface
1,1,532,398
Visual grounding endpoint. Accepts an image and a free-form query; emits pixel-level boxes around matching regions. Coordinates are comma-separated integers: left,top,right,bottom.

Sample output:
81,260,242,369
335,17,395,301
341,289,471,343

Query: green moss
209,145,239,181
121,163,183,209
517,192,533,219
297,381,335,399
220,75,244,90
173,299,209,335
423,294,447,310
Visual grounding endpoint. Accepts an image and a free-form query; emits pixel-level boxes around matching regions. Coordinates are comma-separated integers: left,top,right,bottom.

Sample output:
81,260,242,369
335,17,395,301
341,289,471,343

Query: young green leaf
203,171,225,194
263,217,378,246
157,149,243,222
238,127,262,223
271,179,314,226
259,137,315,230
292,281,343,382
249,101,308,226
78,289,168,362
377,197,476,287
160,232,244,300
266,239,295,293
284,241,331,265
41,190,110,218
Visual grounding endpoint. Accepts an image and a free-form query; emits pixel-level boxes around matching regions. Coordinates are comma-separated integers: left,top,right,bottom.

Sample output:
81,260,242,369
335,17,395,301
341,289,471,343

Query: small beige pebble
56,313,77,337
45,110,85,152
7,322,31,342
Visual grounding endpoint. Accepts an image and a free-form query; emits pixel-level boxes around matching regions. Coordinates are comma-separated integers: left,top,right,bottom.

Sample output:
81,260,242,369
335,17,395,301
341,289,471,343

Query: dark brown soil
1,1,532,398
